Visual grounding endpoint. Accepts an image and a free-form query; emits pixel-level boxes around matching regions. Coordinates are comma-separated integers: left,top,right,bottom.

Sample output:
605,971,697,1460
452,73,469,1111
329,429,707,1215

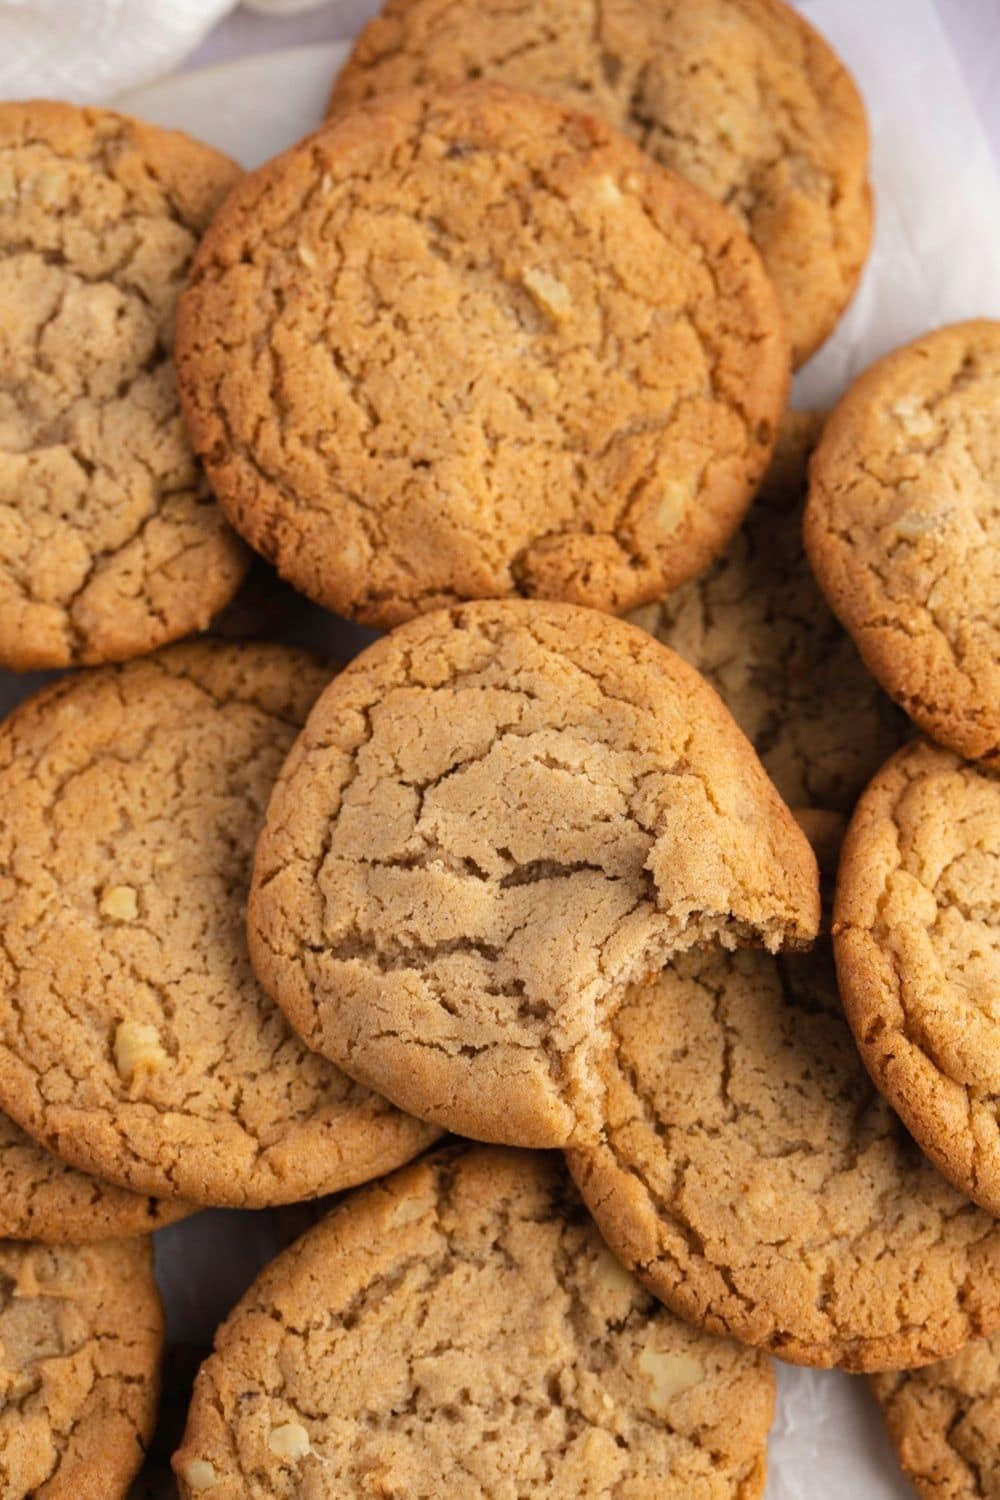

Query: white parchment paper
10,5,1000,1493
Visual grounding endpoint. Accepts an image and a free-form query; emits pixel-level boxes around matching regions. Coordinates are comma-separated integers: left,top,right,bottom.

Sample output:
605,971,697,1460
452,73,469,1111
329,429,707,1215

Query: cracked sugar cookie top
0,100,249,671
0,1107,192,1243
0,642,439,1208
174,1147,774,1500
834,739,1000,1217
630,411,910,813
329,0,871,365
249,601,819,1149
177,83,789,629
567,937,1000,1373
805,320,1000,769
0,1235,163,1500
873,1333,1000,1500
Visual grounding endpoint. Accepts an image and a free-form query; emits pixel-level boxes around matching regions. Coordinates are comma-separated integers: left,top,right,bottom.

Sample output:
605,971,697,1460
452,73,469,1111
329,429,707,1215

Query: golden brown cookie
174,1147,775,1499
0,1235,163,1499
329,0,871,366
873,1334,1000,1499
567,935,1000,1372
0,100,250,671
0,642,439,1207
0,1108,193,1243
805,320,1000,769
834,739,1000,1216
629,411,910,813
177,83,789,629
249,601,819,1148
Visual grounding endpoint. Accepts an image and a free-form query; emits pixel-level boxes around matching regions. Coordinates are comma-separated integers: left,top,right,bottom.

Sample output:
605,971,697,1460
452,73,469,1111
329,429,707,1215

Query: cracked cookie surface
629,411,910,813
328,0,871,366
177,83,789,629
872,1333,1000,1499
249,601,819,1148
834,739,1000,1216
0,1235,163,1499
174,1146,775,1499
567,936,1000,1371
0,1107,193,1242
0,100,250,671
0,641,439,1207
805,320,1000,768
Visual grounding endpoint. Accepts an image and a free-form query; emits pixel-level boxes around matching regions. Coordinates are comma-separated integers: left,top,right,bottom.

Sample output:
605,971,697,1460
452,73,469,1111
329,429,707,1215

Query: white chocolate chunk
639,1347,703,1411
183,1458,217,1491
269,1421,311,1461
114,1020,166,1095
100,884,138,921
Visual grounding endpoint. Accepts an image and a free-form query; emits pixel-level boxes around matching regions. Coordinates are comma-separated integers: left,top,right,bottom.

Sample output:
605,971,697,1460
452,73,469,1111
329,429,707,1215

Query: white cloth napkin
0,0,326,103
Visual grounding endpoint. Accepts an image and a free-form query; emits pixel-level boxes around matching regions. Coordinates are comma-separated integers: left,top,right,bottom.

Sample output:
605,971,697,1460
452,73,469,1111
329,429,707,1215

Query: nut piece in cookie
177,82,789,628
834,739,1000,1216
567,931,1000,1372
0,642,439,1207
329,0,872,365
0,1236,163,1500
0,100,250,670
630,410,910,813
805,320,1000,769
249,601,819,1148
873,1332,1000,1500
174,1148,775,1499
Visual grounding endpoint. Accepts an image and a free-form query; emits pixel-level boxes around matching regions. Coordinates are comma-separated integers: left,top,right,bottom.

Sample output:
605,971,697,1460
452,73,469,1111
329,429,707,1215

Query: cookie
0,1235,163,1498
805,320,1000,768
834,739,1000,1216
0,100,249,671
329,0,871,366
249,600,819,1148
873,1334,1000,1499
567,933,1000,1371
174,1147,775,1499
629,411,910,813
0,1107,193,1243
0,642,439,1207
177,83,789,629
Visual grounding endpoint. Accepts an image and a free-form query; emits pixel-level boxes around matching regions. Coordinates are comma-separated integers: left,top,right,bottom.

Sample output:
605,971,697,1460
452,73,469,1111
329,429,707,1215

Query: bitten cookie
249,601,819,1148
0,1108,193,1242
873,1334,1000,1500
0,100,250,670
805,320,1000,768
0,643,439,1207
329,0,872,365
174,1147,775,1499
629,411,909,813
567,937,1000,1371
834,740,1000,1215
177,83,789,628
0,1235,163,1499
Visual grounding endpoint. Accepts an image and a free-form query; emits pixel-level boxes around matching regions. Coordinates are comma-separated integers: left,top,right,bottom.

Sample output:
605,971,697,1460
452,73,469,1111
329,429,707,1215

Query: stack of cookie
0,1,996,1497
